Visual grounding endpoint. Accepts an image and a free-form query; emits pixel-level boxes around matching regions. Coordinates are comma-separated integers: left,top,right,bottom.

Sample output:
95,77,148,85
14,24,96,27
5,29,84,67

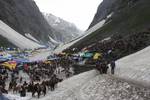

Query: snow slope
29,50,51,61
54,19,106,53
25,33,40,43
48,35,60,44
33,70,99,100
78,75,150,100
116,46,150,87
0,20,43,49
5,70,150,100
54,12,115,53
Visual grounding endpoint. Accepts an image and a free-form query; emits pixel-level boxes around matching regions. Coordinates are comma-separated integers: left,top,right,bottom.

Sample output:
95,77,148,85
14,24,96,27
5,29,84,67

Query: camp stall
44,60,52,64
93,52,102,60
0,52,12,60
1,61,17,70
82,52,94,58
0,58,8,63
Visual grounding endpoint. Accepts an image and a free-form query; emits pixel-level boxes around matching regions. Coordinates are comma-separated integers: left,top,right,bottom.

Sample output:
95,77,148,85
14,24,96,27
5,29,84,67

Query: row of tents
47,51,103,61
0,52,30,70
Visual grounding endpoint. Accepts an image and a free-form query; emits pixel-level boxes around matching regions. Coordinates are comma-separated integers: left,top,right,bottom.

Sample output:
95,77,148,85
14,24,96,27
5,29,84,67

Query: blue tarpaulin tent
0,58,8,63
47,57,60,61
13,58,30,64
0,94,9,100
82,52,94,58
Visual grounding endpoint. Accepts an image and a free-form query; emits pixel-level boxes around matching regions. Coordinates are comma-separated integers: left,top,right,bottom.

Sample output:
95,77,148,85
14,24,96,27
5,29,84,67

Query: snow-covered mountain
0,0,54,46
89,0,142,28
0,0,81,49
87,0,150,40
65,0,150,53
44,13,82,43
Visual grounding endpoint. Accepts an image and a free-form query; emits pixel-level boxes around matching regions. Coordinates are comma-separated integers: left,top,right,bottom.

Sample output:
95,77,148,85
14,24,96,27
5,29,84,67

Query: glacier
0,20,43,49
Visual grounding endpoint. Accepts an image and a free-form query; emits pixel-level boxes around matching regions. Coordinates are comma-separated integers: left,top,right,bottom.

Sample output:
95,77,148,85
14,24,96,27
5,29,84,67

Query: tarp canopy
79,52,84,57
44,60,52,64
0,95,9,100
93,52,102,60
82,52,94,58
13,58,30,63
47,54,60,61
57,52,66,56
47,57,60,61
0,58,9,63
0,53,12,60
1,61,17,70
72,54,79,57
82,47,88,51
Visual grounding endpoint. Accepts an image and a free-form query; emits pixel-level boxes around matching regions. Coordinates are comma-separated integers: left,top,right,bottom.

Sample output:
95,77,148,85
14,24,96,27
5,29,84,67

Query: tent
44,60,52,64
79,52,84,57
0,94,9,100
82,52,94,58
16,63,24,70
1,61,17,70
0,53,12,60
47,54,60,61
93,53,102,60
47,57,59,61
82,47,88,51
13,58,30,64
0,58,9,63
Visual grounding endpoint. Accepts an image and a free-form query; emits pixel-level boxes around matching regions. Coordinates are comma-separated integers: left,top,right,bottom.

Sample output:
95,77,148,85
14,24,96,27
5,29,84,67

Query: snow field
116,46,150,87
29,50,51,61
25,33,40,43
79,75,150,100
35,70,99,100
0,20,43,49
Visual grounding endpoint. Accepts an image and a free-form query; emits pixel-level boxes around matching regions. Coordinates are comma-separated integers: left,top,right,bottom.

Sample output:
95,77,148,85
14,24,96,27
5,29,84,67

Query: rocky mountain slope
0,0,80,48
44,13,81,43
89,0,140,28
69,0,150,50
0,0,53,45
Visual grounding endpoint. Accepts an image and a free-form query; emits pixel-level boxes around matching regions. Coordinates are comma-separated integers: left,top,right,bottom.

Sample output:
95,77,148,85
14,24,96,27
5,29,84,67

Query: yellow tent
60,52,66,55
93,53,102,60
1,61,17,70
44,60,52,64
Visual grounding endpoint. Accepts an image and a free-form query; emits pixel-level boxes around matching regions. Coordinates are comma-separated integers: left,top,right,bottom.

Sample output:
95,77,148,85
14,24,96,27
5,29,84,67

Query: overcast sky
34,0,103,31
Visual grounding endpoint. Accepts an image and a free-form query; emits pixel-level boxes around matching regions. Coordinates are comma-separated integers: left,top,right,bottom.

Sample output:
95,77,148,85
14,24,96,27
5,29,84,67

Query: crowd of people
0,54,116,99
0,54,76,98
0,37,120,99
64,32,150,75
5,32,149,98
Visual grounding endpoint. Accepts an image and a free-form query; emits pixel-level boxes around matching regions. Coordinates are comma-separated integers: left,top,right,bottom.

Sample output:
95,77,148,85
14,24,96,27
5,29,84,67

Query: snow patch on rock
48,35,60,44
107,12,113,19
25,33,40,43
